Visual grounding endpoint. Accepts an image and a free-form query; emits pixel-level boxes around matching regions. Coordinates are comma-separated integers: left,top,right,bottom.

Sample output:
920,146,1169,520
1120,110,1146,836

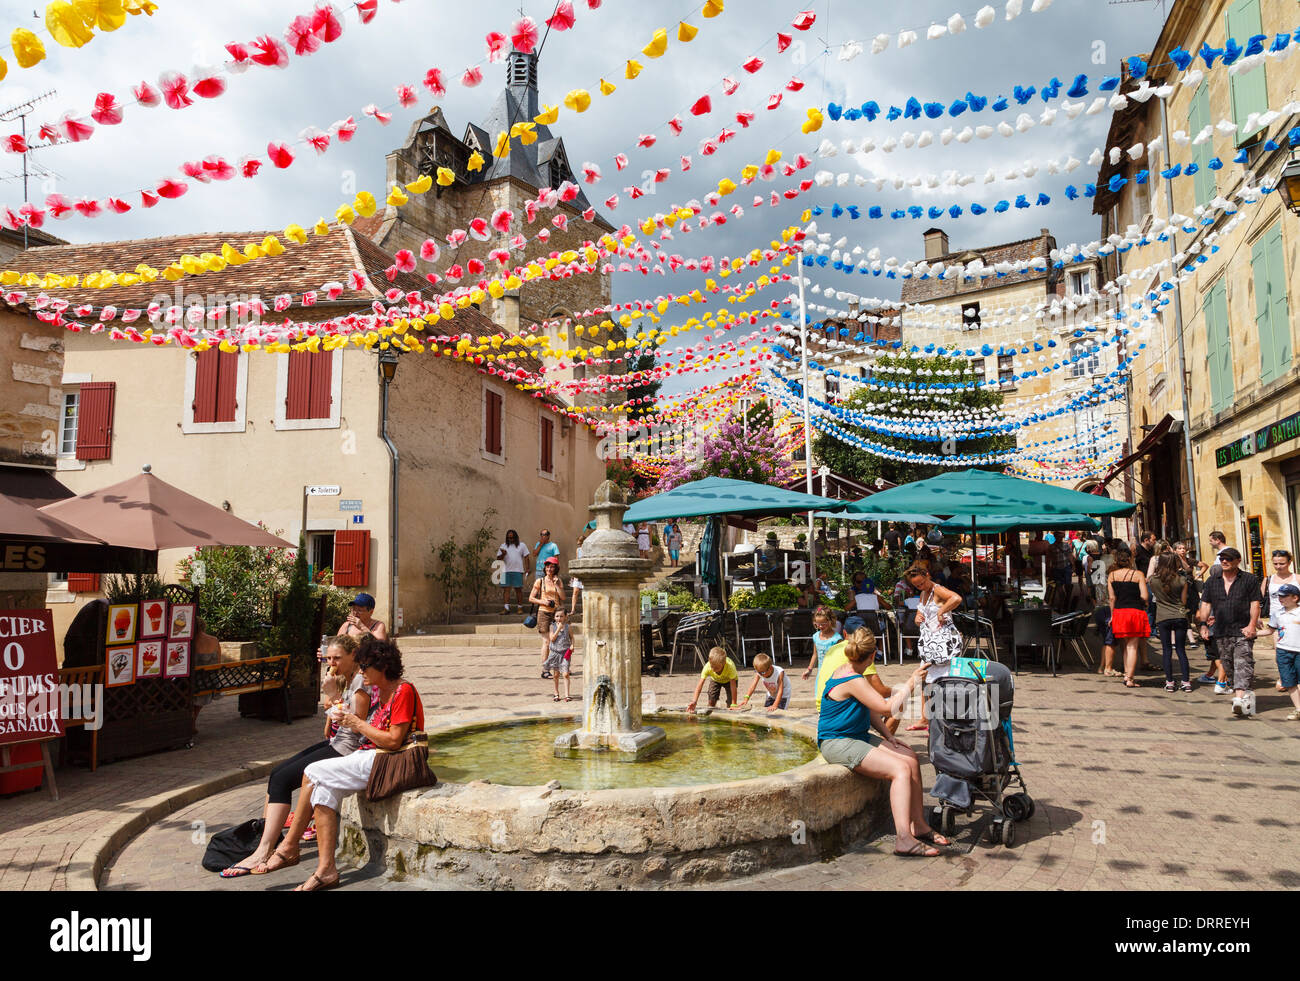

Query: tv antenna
0,89,57,249
1108,0,1169,16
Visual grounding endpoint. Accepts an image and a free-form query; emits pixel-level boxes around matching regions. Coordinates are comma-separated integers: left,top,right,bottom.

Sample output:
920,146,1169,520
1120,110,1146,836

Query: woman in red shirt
298,640,425,891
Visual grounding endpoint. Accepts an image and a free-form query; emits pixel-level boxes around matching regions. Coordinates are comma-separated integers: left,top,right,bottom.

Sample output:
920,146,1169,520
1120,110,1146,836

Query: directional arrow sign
305,485,341,496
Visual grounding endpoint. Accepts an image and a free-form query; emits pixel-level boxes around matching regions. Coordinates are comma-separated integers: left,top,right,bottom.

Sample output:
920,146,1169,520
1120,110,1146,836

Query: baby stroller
927,657,1033,847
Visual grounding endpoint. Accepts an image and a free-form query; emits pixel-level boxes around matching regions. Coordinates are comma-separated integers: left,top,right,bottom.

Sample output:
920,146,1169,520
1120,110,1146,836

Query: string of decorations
2,1,157,79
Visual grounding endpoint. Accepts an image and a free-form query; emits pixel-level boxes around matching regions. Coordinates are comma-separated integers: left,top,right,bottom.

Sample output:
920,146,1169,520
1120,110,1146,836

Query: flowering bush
652,418,795,493
176,530,295,640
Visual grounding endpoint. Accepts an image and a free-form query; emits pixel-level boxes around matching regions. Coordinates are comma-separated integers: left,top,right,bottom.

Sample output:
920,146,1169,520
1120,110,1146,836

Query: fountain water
552,481,666,758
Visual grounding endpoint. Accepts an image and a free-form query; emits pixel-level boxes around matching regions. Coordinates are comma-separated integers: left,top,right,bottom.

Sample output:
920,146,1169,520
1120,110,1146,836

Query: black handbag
202,819,280,872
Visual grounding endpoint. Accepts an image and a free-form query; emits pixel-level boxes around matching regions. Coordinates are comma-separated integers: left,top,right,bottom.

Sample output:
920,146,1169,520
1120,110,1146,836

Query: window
1189,81,1216,207
308,533,335,579
1204,277,1234,415
1069,340,1101,378
571,363,586,381
275,350,342,431
193,349,240,423
998,354,1015,386
1226,0,1268,144
74,382,115,461
825,375,841,401
1252,222,1292,384
539,415,554,475
285,351,334,420
484,386,504,459
184,348,247,433
59,391,78,456
1068,269,1092,297
961,303,981,330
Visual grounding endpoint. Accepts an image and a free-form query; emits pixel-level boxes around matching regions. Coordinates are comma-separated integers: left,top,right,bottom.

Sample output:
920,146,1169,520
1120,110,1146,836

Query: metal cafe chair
1012,607,1055,676
1051,610,1094,672
669,611,718,676
954,612,1000,665
737,610,775,667
781,608,815,666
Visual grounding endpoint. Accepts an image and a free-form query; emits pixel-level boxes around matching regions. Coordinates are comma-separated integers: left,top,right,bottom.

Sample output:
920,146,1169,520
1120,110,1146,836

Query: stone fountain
552,481,665,758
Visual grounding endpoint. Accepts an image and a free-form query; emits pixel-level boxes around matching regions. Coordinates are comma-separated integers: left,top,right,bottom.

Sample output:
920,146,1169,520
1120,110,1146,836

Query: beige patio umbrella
41,466,292,549
1,493,104,543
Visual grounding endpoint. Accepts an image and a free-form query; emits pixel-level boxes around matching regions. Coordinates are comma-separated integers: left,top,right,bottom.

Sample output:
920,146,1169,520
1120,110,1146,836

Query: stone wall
0,310,64,467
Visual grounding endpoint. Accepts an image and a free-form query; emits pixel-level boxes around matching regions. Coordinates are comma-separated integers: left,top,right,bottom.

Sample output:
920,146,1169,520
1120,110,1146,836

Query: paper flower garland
2,0,155,77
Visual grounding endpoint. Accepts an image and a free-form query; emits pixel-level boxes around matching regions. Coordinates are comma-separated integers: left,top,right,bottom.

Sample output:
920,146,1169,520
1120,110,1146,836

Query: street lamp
377,349,399,634
1279,158,1300,215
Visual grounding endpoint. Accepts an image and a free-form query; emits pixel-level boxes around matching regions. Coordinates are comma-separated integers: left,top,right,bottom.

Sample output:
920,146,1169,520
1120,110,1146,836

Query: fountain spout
554,481,666,759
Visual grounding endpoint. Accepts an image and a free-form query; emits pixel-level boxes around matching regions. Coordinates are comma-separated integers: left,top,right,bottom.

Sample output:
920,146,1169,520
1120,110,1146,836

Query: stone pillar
555,480,664,757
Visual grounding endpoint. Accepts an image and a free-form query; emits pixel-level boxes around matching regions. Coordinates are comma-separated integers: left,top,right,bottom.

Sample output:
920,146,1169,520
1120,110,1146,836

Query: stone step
402,634,572,650
415,623,585,637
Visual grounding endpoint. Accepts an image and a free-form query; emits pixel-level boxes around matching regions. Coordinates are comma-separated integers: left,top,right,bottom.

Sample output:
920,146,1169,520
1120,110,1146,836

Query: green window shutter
1253,233,1277,382
1264,222,1292,377
1189,83,1215,207
1207,279,1234,415
1226,0,1268,144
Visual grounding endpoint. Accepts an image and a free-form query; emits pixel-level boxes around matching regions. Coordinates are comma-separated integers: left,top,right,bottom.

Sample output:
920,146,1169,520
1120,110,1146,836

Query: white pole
797,269,815,565
1041,554,1046,588
1005,551,1011,581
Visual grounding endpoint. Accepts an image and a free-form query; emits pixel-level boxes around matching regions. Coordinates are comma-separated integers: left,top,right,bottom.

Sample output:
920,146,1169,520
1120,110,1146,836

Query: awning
1096,414,1176,490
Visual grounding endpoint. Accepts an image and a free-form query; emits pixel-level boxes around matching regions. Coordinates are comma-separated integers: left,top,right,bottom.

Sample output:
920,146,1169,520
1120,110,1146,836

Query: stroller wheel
939,805,956,837
1001,817,1017,848
1025,796,1035,819
1003,793,1031,823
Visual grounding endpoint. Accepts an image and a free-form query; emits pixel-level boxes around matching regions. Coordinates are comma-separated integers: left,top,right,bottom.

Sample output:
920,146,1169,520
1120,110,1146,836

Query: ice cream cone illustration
113,609,131,639
172,612,187,635
142,648,159,673
146,602,163,633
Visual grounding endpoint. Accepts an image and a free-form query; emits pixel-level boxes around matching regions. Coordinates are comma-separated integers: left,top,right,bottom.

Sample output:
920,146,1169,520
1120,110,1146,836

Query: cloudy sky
4,0,1167,396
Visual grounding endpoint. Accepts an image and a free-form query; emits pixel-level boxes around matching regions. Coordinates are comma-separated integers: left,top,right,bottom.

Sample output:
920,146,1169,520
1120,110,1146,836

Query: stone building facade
1094,0,1300,562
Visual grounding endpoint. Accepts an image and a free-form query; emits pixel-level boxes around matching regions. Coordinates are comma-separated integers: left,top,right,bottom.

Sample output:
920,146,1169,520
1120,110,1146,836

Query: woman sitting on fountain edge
818,627,949,857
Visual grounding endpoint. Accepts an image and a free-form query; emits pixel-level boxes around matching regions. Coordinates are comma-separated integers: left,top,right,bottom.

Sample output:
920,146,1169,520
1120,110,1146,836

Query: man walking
1207,530,1228,574
534,528,560,580
1198,548,1261,717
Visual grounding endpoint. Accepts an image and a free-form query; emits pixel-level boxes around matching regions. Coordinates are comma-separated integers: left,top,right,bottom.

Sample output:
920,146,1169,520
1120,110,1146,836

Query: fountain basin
339,711,887,889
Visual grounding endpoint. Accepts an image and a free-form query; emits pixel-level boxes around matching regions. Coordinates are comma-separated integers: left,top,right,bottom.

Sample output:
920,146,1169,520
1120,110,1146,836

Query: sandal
301,824,317,842
1124,678,1139,688
915,831,951,846
564,695,574,702
294,872,340,892
1181,682,1193,693
1164,681,1176,692
251,849,300,875
551,695,561,702
894,840,941,857
219,863,258,879
905,722,928,732
1103,668,1121,677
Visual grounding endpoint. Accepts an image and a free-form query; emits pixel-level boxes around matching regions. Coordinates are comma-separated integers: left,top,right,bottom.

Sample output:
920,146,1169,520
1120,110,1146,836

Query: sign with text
306,485,341,496
1216,409,1300,469
339,499,363,512
0,611,62,744
1247,514,1265,579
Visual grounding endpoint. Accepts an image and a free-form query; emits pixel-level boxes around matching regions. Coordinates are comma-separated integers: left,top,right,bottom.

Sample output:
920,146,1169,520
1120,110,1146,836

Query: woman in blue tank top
818,628,947,856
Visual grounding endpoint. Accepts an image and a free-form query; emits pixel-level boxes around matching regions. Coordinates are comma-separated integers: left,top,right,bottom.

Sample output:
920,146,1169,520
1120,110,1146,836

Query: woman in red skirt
1107,545,1151,688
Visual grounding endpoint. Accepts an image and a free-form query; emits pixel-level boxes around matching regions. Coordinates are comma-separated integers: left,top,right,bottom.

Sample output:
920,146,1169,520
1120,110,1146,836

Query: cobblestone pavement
94,636,1300,891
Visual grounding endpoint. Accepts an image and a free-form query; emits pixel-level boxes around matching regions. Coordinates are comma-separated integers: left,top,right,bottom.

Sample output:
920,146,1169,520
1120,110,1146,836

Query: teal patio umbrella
935,514,1102,534
843,469,1134,519
623,477,843,606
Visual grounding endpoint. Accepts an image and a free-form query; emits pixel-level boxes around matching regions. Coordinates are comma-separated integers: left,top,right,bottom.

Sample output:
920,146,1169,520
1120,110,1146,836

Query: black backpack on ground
201,819,281,872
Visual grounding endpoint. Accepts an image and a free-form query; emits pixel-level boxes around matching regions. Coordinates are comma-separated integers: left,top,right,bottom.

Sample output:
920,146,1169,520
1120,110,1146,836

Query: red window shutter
307,351,333,419
75,382,115,460
285,351,312,419
193,350,220,423
67,573,100,593
485,390,503,456
333,530,371,587
540,417,553,473
215,350,239,422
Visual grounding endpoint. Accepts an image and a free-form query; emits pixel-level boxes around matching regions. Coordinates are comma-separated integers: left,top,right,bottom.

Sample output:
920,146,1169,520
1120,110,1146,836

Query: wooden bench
57,664,104,773
191,655,292,727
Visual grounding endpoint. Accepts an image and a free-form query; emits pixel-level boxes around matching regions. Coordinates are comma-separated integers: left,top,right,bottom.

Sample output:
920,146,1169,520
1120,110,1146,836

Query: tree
624,351,661,422
811,353,1016,486
653,412,795,492
261,536,318,691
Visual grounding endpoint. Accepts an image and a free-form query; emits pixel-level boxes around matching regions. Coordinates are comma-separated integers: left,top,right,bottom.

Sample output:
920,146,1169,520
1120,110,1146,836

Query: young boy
1274,582,1300,721
543,609,574,702
814,620,903,734
687,647,739,712
741,653,791,711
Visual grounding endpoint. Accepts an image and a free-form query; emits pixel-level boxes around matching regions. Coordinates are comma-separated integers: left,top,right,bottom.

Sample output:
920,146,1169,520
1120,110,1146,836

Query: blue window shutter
1265,222,1291,376
1226,0,1268,144
1189,83,1215,207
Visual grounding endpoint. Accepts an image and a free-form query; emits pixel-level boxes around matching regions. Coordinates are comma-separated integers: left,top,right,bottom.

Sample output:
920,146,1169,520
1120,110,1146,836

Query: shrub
259,537,317,690
102,573,167,605
176,530,295,641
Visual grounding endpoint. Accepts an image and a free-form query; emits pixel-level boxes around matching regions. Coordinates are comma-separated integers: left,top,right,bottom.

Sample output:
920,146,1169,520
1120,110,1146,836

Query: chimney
923,228,949,260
